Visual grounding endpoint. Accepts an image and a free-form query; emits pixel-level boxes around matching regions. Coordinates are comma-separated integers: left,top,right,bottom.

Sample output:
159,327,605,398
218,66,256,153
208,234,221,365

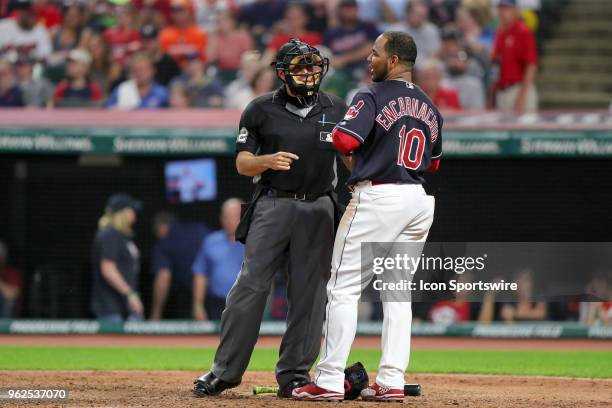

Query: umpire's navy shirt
91,226,140,317
235,87,348,195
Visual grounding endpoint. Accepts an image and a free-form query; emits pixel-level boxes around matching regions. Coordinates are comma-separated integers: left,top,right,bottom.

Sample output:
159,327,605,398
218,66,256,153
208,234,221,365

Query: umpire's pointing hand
267,151,299,171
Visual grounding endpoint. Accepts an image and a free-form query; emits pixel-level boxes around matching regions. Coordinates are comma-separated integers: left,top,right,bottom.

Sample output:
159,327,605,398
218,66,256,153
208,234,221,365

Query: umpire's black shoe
193,372,241,397
277,378,310,398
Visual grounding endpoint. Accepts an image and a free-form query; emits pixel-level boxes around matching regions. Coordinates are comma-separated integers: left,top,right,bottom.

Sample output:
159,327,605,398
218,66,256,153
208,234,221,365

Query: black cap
106,193,143,213
339,0,358,7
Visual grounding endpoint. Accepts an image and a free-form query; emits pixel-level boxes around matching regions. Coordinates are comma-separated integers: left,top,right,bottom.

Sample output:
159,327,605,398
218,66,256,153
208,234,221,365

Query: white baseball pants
314,181,435,393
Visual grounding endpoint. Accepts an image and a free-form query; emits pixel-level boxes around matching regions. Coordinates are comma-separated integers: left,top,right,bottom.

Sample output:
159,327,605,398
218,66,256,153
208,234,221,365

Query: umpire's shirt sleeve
235,100,264,154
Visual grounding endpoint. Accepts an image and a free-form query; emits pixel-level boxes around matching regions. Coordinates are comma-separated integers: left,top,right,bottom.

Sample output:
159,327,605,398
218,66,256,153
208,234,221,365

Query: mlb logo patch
237,127,248,143
320,132,333,143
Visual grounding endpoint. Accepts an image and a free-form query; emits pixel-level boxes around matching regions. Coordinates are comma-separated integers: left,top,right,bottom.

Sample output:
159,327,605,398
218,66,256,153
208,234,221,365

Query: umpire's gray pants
211,195,334,387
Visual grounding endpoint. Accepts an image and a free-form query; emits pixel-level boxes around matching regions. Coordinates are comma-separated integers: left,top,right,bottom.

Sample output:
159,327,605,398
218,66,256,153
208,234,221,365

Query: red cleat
361,383,404,402
292,383,344,402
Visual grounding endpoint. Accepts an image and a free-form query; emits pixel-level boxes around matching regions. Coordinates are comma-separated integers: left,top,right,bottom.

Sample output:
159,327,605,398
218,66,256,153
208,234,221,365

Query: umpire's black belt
263,187,325,201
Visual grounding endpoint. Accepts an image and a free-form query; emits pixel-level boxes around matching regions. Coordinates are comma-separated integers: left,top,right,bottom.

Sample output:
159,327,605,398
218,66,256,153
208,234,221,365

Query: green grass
0,346,610,378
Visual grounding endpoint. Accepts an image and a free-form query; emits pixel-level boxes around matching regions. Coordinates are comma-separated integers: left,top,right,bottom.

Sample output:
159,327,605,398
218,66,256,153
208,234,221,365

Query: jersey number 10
397,125,426,170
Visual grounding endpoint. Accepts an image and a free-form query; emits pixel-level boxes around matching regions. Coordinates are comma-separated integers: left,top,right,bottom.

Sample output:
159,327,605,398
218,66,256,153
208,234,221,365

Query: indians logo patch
343,100,365,120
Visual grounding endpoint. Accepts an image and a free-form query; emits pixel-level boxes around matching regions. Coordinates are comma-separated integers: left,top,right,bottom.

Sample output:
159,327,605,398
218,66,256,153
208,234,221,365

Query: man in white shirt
0,0,51,62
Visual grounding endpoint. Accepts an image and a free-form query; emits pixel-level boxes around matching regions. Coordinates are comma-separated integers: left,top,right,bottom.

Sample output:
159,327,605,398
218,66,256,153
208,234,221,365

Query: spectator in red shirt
491,0,538,113
53,48,103,107
0,241,22,318
417,59,461,110
264,3,321,63
102,3,141,64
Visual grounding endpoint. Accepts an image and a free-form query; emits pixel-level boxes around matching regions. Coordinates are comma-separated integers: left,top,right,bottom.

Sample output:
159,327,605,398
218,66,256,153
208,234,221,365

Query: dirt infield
2,334,611,350
2,370,611,408
2,336,611,407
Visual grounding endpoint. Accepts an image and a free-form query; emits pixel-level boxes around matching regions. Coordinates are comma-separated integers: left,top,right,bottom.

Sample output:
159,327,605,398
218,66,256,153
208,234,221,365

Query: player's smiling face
367,35,390,82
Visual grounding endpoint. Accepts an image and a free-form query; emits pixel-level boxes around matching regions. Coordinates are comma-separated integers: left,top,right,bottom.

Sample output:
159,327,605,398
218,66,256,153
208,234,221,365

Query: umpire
194,39,348,398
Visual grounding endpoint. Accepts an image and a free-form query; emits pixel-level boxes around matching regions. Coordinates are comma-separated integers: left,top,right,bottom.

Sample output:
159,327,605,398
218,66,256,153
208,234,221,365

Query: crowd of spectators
0,0,539,112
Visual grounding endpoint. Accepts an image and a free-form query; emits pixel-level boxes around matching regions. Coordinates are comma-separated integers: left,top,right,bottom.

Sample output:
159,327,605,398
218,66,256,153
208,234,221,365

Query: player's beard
373,61,390,83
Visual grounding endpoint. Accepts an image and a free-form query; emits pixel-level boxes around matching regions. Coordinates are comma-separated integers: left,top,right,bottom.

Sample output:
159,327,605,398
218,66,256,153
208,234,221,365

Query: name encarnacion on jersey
375,97,439,142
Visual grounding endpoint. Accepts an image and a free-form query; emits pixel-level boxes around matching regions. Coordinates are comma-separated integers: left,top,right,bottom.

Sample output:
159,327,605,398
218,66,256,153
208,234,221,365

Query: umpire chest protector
236,87,348,195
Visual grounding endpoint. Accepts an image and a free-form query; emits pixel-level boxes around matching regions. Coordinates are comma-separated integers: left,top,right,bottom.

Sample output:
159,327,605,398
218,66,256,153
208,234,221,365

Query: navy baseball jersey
335,80,443,185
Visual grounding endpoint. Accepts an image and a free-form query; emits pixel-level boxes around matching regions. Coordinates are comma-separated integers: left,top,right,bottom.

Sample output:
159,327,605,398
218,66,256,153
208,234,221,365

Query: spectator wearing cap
0,241,22,318
0,59,25,107
102,2,141,65
442,48,485,110
264,4,322,63
159,0,207,67
107,53,169,109
53,49,103,107
492,0,538,113
388,0,441,66
206,11,254,83
0,0,52,61
169,51,223,107
15,53,53,107
140,23,181,86
91,193,144,323
149,212,210,320
416,59,461,110
323,0,379,78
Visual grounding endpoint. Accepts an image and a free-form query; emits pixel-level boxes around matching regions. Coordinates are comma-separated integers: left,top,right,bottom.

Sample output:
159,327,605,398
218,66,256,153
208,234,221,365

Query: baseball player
293,31,442,402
